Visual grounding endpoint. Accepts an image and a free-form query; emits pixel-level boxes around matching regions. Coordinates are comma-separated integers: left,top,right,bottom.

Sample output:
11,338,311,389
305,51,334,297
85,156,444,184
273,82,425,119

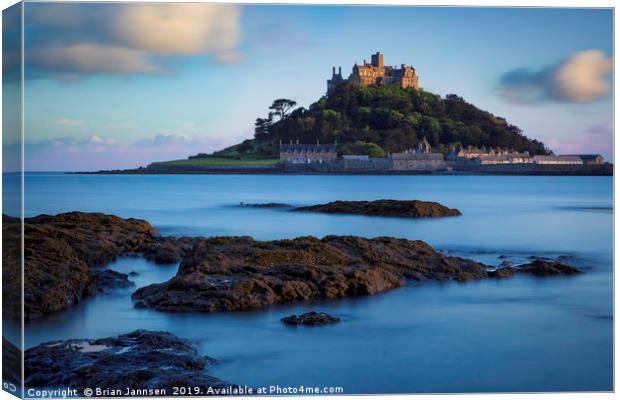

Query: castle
327,51,420,93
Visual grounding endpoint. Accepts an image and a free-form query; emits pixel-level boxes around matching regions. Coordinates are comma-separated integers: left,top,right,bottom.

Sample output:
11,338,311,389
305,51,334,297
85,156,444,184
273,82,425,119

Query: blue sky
5,4,613,171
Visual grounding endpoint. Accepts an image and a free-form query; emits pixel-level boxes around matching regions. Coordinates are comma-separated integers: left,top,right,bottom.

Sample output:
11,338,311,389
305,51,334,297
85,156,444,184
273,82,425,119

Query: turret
371,51,384,69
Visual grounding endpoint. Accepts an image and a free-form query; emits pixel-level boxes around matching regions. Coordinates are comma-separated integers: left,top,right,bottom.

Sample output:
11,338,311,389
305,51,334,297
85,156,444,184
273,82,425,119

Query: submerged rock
282,311,340,326
90,269,134,293
517,259,582,276
25,330,228,393
292,199,461,218
489,259,581,278
132,235,488,313
241,203,292,208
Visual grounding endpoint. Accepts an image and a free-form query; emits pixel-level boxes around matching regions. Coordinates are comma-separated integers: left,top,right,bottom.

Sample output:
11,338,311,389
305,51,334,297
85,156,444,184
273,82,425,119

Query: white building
532,155,583,165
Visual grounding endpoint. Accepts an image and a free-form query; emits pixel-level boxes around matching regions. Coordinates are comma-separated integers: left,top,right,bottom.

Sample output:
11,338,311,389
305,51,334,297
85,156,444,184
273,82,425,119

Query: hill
211,83,550,159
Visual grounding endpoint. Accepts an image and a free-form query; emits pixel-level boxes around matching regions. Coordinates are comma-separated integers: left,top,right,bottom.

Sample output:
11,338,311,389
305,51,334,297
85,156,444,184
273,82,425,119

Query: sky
2,3,614,171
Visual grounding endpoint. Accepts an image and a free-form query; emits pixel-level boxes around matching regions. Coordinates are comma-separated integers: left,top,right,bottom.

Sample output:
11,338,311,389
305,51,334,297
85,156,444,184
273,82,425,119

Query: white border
0,2,615,400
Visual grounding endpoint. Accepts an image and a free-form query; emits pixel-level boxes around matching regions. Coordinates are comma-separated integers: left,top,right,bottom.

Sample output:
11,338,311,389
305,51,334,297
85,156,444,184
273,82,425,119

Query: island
81,52,610,176
292,199,461,218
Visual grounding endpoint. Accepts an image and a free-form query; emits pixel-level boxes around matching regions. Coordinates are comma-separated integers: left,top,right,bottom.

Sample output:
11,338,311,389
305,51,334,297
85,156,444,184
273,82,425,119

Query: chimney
338,67,342,75
332,66,335,75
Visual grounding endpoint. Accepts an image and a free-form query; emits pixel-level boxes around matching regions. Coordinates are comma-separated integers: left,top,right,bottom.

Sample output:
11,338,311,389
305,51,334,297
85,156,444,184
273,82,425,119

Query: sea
3,173,614,393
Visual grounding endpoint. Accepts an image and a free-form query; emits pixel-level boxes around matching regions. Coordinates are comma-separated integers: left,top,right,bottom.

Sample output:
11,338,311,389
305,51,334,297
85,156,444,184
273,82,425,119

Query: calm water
4,173,614,393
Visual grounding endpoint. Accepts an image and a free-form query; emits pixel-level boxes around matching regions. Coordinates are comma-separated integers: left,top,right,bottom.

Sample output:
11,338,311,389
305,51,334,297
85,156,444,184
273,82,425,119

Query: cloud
545,123,613,161
115,4,241,57
25,3,243,79
29,44,160,76
498,50,613,103
133,133,191,147
23,133,229,171
214,50,247,64
54,117,86,128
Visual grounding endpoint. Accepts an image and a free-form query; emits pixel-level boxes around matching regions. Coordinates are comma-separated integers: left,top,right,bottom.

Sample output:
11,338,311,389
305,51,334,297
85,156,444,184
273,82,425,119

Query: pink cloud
23,134,231,171
546,124,613,161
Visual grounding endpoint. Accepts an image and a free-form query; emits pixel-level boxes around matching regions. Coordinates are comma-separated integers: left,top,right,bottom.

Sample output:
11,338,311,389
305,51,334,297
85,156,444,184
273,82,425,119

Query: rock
242,203,292,208
488,267,515,279
144,237,195,264
90,269,134,293
282,311,340,326
128,271,140,276
3,212,159,320
527,255,552,261
499,260,513,267
24,330,228,393
292,200,461,218
132,235,488,313
516,260,582,276
147,241,181,264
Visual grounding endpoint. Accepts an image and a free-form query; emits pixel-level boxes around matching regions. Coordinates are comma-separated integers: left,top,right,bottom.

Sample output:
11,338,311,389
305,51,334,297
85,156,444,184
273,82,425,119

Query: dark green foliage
247,83,549,157
339,141,386,157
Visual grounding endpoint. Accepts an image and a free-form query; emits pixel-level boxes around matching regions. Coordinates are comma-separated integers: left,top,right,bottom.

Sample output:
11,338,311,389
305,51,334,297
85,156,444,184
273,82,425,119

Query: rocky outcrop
488,267,515,279
3,212,159,320
5,211,583,321
241,203,291,208
292,200,461,218
91,270,134,293
132,235,487,313
282,311,340,326
517,259,582,276
25,330,227,393
489,259,581,279
144,237,195,264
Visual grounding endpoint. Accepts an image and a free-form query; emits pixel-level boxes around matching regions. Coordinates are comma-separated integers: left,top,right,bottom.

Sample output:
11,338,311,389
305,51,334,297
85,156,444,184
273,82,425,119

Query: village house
532,155,583,165
279,140,338,164
328,51,420,93
564,154,605,164
390,137,445,171
447,146,532,164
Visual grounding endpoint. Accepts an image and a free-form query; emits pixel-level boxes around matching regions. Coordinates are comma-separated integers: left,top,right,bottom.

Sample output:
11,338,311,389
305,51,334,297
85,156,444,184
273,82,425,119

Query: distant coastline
73,163,613,176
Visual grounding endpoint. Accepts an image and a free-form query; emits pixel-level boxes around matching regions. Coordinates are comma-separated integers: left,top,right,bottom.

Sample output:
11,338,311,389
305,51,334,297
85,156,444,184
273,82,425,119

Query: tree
254,114,273,140
241,83,549,157
269,99,297,120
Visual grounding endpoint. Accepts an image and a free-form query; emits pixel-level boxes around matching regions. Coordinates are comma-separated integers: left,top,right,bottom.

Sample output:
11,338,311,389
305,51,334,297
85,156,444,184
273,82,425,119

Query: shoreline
70,166,613,176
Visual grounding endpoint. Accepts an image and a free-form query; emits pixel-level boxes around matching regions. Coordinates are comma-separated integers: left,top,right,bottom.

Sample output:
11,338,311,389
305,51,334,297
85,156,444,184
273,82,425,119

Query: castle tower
371,51,384,70
327,65,344,94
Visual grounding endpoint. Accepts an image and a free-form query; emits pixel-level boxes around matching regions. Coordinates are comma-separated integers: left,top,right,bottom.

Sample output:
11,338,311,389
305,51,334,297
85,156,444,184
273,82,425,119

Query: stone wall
453,163,612,176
